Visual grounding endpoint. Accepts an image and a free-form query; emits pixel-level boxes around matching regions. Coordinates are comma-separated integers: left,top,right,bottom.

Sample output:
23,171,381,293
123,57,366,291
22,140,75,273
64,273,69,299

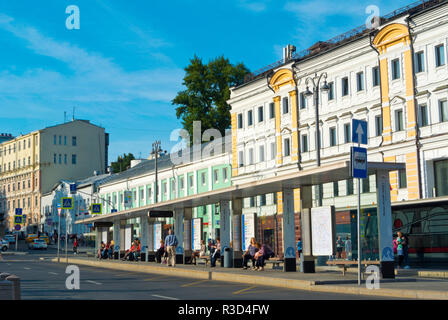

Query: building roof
240,0,447,86
99,137,232,187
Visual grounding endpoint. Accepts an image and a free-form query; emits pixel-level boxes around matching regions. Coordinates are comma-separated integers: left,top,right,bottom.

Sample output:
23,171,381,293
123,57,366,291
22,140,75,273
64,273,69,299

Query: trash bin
224,247,233,268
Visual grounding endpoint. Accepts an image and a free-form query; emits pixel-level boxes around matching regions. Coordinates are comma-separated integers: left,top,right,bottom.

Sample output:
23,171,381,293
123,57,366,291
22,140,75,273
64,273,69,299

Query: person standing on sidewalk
345,236,352,260
336,236,344,259
164,229,178,267
396,232,405,268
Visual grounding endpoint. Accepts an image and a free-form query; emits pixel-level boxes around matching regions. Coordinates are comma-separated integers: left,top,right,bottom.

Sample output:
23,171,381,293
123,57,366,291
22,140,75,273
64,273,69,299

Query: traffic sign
111,209,117,213
91,203,102,214
351,146,368,179
14,215,23,225
352,119,368,145
61,197,73,209
70,183,77,194
15,208,22,215
14,224,21,231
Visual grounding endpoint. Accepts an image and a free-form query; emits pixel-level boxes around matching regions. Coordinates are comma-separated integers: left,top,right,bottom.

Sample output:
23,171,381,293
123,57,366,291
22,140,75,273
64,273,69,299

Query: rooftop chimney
283,44,296,63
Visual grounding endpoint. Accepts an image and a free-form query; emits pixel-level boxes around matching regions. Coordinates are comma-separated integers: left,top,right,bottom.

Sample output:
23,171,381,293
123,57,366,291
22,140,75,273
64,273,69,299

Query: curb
418,271,448,279
1,252,27,255
51,258,448,300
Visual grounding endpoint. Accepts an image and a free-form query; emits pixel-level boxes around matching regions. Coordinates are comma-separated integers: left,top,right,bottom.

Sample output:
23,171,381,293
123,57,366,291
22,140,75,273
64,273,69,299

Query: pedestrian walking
336,236,344,259
345,236,352,260
73,237,78,255
396,232,405,268
296,237,302,259
164,229,178,267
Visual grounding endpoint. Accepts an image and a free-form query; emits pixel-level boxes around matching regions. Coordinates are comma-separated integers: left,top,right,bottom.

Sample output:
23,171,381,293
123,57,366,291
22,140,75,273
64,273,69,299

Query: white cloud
238,0,268,12
0,14,184,110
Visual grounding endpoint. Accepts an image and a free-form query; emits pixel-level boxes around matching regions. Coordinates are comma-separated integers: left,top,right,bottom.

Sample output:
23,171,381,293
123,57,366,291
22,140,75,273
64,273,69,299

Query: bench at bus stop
326,259,381,277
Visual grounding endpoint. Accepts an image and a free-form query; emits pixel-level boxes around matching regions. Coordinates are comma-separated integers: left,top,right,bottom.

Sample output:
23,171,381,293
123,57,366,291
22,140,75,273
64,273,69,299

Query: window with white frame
239,151,244,167
259,145,265,162
284,138,290,157
248,148,254,165
270,142,276,160
435,44,445,67
391,58,400,80
301,134,308,152
395,109,404,131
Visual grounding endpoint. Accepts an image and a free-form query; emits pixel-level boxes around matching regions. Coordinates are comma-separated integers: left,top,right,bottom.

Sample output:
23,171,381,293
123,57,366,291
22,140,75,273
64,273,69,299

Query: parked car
28,239,48,250
4,235,16,244
0,239,9,251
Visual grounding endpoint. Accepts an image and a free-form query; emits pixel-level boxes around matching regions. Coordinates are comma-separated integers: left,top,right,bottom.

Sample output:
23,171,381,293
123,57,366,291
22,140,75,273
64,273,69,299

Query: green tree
110,153,135,173
172,55,249,143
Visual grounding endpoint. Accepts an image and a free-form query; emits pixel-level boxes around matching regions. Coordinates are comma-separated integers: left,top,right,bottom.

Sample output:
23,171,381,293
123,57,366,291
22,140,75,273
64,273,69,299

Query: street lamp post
151,141,162,204
304,72,330,207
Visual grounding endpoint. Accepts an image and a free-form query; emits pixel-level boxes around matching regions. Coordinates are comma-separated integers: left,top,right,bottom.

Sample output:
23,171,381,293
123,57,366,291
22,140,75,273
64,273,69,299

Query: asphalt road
0,248,399,300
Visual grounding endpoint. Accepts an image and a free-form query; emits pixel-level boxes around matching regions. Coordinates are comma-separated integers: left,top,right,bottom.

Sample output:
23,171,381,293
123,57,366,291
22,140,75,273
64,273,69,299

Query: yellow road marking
232,285,257,295
144,276,168,281
235,288,278,295
181,279,209,287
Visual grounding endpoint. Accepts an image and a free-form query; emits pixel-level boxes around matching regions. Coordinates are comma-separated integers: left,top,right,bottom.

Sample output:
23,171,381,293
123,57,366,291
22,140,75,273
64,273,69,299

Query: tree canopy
172,55,249,144
110,153,135,173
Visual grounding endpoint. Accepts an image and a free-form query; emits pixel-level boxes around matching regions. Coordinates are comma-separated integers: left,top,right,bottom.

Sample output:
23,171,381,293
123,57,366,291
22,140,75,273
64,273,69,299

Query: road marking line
232,285,257,295
151,294,179,300
181,279,209,287
144,276,168,281
48,272,58,275
235,288,278,295
86,280,102,285
24,267,31,270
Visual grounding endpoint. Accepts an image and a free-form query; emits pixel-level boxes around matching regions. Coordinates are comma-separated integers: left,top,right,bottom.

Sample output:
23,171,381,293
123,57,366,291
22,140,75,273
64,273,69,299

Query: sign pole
357,173,361,286
57,208,61,263
65,209,68,263
15,233,18,252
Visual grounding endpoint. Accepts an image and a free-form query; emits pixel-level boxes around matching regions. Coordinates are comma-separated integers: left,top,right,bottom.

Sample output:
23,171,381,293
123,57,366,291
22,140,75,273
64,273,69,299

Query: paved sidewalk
51,256,448,300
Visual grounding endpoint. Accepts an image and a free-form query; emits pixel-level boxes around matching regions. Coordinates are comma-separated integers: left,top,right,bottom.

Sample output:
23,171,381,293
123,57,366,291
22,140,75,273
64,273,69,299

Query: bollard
6,275,21,300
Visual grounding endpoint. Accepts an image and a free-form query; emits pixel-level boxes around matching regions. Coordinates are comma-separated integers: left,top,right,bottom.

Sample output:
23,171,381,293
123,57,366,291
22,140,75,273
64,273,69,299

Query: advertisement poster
192,218,202,251
311,206,335,256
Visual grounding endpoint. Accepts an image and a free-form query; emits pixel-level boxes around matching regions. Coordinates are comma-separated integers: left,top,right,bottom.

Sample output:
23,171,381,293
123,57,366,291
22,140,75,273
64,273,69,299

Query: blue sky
0,0,411,163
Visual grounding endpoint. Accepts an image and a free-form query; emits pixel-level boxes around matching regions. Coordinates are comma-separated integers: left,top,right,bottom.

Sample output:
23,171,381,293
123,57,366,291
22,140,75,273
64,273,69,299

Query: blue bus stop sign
351,146,368,179
15,208,22,215
70,183,77,194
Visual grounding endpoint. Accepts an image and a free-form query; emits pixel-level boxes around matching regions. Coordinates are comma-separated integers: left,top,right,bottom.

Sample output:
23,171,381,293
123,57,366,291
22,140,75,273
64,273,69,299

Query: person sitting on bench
242,237,258,270
122,241,136,261
254,242,274,271
156,240,166,263
210,238,221,267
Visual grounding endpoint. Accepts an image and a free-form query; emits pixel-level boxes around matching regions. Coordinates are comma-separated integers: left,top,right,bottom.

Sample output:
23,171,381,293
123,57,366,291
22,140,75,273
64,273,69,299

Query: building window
300,92,307,109
58,154,62,164
435,44,445,67
362,176,370,193
419,104,429,127
331,182,338,197
434,160,448,196
248,148,254,165
64,154,67,164
269,103,275,119
249,197,255,208
258,106,264,122
239,151,244,167
223,168,228,181
391,58,400,80
282,97,289,114
301,134,308,153
356,72,364,91
375,115,383,136
179,177,184,191
260,194,266,206
213,169,219,183
189,175,194,189
64,136,67,145
72,136,77,146
342,77,349,96
439,100,448,122
259,145,265,162
372,66,380,87
344,123,351,143
54,135,57,145
328,82,334,100
247,110,253,126
72,154,77,164
284,138,290,157
58,136,61,145
201,172,206,186
395,109,404,131
415,51,425,73
346,179,354,195
329,127,337,147
398,169,407,189
238,113,243,129
53,154,57,164
270,142,276,160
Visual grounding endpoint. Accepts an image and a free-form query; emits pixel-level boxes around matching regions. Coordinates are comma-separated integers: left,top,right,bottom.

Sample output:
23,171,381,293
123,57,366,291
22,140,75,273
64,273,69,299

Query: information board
242,213,256,251
192,218,202,251
153,223,162,251
311,206,335,256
